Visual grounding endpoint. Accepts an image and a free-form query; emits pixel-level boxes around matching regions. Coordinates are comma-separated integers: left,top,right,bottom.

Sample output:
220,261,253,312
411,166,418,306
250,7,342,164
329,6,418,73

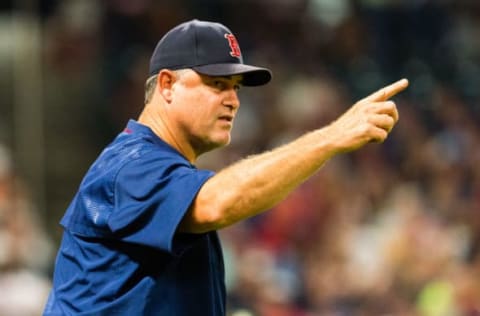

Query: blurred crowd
1,0,480,315
0,145,53,315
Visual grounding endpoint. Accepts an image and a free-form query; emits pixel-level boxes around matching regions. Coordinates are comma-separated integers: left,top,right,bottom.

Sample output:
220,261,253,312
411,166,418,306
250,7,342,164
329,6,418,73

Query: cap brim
192,63,272,86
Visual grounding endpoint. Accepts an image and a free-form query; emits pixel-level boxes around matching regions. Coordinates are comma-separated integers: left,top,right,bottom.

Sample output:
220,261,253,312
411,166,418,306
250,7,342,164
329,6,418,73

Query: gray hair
144,69,191,104
144,75,158,104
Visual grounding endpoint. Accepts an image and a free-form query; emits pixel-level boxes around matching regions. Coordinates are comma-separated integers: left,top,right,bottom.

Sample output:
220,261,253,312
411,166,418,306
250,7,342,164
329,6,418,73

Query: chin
194,135,231,155
211,131,231,147
211,137,231,149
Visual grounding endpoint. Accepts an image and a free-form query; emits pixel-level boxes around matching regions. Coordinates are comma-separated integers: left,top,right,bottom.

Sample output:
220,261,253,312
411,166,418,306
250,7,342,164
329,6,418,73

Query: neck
138,103,197,163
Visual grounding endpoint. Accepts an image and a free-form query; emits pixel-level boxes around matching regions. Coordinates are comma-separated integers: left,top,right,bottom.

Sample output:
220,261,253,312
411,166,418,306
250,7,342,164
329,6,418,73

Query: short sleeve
108,152,214,254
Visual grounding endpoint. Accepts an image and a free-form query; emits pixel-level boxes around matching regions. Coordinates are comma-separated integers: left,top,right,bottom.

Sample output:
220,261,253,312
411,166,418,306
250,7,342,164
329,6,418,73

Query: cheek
176,99,214,132
174,87,221,129
185,96,218,123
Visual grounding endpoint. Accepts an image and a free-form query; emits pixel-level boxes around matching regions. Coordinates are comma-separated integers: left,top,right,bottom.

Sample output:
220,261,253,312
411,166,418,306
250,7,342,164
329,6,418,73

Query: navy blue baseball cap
149,19,272,86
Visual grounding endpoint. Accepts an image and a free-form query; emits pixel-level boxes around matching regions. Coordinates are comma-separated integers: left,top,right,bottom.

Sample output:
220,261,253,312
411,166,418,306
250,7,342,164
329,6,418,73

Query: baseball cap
149,19,272,86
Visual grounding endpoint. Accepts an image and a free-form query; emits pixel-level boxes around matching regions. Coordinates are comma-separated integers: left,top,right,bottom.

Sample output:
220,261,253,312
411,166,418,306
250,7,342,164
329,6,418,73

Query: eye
213,80,226,90
234,84,241,92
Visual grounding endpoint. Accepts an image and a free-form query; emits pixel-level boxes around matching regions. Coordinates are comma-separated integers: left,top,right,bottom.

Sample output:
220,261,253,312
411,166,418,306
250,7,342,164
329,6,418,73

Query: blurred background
1,0,480,315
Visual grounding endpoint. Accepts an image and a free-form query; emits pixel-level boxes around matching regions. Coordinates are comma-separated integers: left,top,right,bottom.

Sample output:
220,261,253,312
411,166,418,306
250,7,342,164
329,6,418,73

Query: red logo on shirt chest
224,34,241,58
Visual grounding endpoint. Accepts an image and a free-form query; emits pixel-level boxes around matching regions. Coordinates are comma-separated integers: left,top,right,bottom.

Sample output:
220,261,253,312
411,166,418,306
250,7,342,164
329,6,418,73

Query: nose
223,89,240,111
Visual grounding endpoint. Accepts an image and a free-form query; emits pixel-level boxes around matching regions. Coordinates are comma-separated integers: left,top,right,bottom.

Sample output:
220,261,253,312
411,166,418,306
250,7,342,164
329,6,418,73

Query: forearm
181,126,340,233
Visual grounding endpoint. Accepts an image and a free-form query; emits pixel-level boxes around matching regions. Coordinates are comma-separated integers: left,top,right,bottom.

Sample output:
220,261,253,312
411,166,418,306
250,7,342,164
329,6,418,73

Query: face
168,69,242,155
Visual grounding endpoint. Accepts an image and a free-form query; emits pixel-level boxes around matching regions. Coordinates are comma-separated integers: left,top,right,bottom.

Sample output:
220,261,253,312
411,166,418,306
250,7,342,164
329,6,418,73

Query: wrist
315,125,344,156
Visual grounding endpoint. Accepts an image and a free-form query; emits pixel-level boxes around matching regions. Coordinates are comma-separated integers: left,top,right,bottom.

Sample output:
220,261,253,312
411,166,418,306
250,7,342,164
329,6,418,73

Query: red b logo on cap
224,34,241,58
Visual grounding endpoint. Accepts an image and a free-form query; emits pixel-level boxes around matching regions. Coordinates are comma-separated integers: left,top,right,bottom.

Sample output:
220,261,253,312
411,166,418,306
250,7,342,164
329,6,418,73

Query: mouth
218,115,234,123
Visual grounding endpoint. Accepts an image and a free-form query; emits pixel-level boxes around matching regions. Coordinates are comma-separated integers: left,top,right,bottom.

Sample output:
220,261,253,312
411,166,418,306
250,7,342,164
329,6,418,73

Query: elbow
179,201,226,234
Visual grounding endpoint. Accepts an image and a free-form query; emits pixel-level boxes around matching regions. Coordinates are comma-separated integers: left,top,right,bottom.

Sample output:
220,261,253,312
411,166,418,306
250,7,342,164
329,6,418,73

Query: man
44,19,408,315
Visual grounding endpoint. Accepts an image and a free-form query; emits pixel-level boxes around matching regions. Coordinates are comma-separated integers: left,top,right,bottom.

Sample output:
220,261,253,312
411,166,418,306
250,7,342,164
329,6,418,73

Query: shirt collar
124,119,188,162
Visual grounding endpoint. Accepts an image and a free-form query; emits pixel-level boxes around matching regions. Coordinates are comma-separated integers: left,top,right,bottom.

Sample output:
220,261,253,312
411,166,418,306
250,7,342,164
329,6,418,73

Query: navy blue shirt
44,120,225,315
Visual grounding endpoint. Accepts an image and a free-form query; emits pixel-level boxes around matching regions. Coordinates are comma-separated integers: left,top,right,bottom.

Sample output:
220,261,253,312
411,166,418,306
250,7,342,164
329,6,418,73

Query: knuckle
363,123,375,135
387,100,396,107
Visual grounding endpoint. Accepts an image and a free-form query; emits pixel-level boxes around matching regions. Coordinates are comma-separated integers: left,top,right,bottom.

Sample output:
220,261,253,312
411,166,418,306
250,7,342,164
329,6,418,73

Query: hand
326,78,409,153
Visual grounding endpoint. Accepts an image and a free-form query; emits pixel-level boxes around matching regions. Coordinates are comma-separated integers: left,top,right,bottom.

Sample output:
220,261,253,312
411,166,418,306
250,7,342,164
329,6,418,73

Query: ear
157,69,176,103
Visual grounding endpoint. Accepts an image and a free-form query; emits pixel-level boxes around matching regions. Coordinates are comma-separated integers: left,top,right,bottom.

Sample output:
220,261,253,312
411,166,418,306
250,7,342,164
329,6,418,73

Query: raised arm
179,79,409,233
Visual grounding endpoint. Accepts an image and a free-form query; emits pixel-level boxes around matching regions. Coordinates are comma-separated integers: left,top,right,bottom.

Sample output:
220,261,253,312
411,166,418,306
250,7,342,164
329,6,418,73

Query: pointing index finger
364,78,409,102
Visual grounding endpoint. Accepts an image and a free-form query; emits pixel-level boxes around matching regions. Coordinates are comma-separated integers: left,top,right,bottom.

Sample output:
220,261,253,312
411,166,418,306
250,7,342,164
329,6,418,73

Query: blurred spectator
0,145,53,315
